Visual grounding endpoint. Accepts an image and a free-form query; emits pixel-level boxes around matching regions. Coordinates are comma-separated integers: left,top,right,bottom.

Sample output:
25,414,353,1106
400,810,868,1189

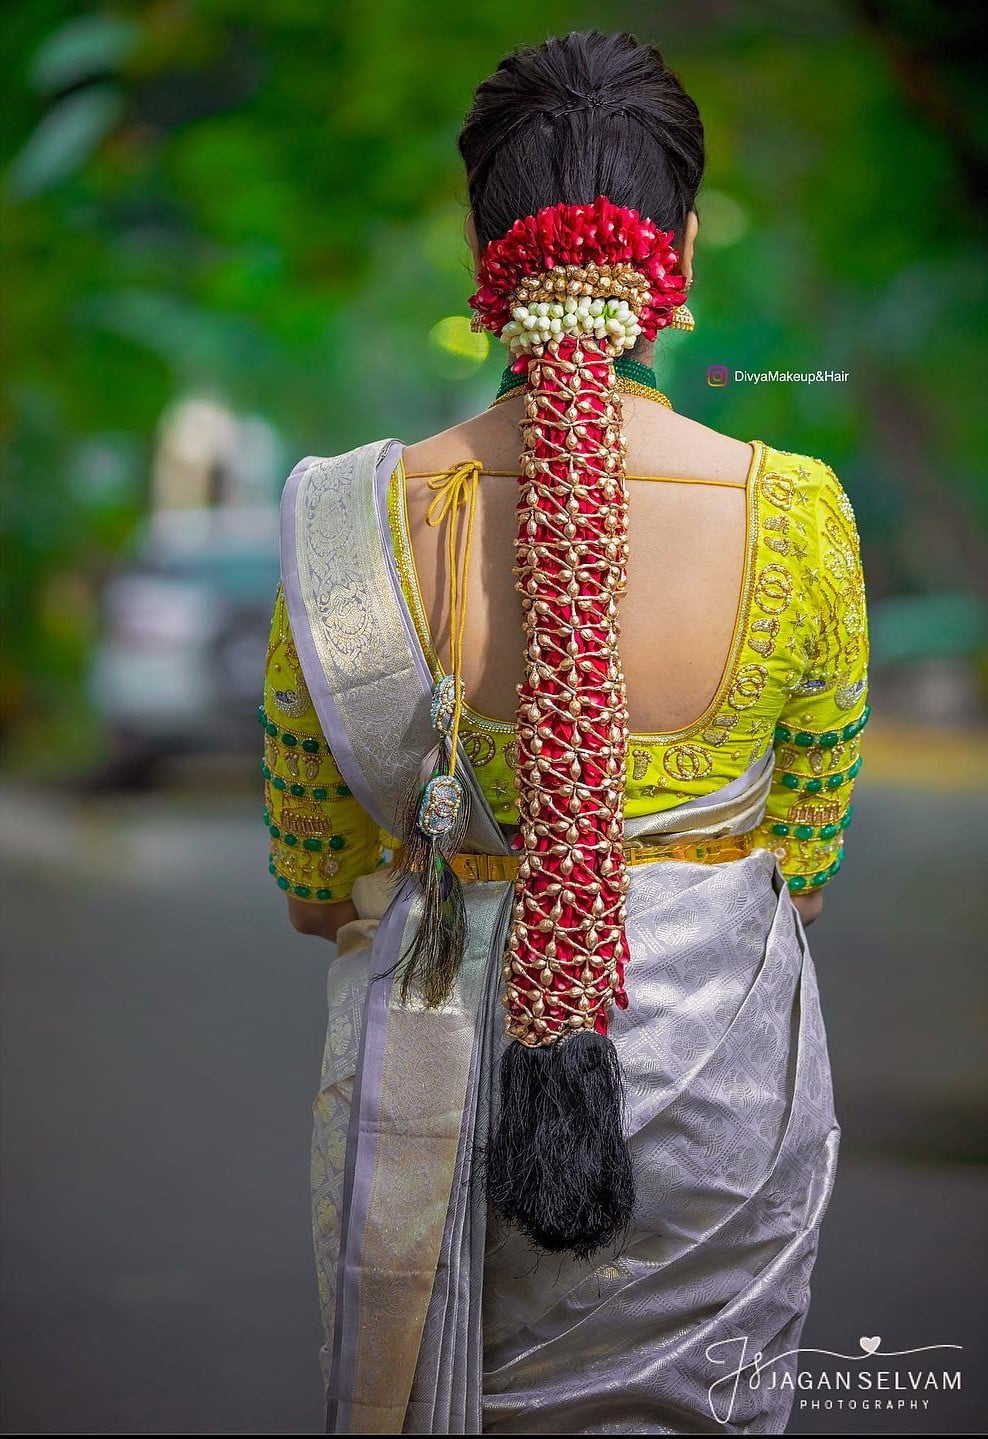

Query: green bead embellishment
775,702,870,747
267,852,333,903
268,823,281,839
328,834,345,850
302,837,321,851
779,754,862,794
840,703,871,740
769,805,853,842
786,849,844,894
262,757,348,802
284,833,298,846
257,706,332,752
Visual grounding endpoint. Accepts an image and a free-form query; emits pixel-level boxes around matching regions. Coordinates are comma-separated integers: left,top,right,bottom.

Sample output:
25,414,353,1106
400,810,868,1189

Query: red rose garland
470,194,686,364
468,197,688,1259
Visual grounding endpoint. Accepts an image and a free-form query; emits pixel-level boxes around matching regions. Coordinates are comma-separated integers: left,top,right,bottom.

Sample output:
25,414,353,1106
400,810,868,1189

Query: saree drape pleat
284,443,841,1437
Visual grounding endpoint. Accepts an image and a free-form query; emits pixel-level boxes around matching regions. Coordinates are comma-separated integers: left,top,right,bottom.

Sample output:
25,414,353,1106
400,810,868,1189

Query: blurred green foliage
2,0,986,755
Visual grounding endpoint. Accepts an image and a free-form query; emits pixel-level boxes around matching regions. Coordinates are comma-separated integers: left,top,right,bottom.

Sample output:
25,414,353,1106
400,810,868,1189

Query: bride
259,27,869,1436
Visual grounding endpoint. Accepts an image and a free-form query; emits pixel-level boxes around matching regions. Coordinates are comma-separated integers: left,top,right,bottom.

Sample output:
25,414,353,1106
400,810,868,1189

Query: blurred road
1,776,985,1435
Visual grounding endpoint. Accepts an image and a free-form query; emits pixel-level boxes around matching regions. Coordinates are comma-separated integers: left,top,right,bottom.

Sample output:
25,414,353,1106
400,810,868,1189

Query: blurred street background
2,1,986,1435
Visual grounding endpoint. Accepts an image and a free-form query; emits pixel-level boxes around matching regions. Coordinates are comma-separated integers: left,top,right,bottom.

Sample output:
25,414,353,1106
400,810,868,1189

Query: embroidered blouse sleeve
260,581,384,903
751,461,870,894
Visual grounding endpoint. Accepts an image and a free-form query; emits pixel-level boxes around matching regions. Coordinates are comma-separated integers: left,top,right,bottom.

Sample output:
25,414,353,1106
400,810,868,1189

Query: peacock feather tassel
380,678,471,1005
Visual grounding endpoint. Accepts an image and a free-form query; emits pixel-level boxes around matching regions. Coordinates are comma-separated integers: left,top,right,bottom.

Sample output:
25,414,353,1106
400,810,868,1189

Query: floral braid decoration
468,196,687,1260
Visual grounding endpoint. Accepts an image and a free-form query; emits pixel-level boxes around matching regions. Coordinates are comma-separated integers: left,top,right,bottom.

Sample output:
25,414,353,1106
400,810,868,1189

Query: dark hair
458,29,705,255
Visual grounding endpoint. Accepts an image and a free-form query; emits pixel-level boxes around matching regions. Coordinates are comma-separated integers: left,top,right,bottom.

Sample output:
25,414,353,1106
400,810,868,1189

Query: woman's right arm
261,581,385,942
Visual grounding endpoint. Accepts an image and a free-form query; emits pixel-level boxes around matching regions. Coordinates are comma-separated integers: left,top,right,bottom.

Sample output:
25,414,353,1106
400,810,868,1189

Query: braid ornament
468,196,687,1258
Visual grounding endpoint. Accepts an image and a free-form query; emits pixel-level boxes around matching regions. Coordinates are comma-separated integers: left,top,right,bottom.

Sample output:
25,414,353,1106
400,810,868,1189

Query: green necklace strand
493,354,664,403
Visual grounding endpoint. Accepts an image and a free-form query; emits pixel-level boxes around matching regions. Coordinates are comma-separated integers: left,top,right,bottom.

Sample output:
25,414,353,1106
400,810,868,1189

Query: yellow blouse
261,441,869,902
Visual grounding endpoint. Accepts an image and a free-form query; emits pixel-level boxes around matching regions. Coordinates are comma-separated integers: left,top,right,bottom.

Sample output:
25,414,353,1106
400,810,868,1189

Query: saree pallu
282,443,841,1436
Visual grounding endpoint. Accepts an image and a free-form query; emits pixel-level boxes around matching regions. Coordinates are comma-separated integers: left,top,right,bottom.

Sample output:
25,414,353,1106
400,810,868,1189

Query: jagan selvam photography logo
706,1335,963,1425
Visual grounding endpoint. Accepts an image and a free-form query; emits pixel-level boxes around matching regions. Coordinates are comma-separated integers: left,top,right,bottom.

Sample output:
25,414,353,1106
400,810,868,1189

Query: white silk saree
281,441,841,1435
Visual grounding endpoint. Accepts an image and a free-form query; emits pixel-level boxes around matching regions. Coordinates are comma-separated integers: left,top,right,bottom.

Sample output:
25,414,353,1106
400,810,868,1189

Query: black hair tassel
482,1029,637,1262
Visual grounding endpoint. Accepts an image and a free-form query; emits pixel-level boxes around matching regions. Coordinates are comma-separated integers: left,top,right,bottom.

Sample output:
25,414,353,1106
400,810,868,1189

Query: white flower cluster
500,296,643,359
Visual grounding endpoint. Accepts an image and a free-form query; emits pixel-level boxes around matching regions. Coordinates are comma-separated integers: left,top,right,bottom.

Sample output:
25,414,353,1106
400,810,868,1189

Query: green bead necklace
493,354,667,404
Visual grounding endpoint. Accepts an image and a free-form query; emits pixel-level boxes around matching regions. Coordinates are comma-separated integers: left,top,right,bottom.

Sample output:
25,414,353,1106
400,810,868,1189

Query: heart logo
860,1336,881,1355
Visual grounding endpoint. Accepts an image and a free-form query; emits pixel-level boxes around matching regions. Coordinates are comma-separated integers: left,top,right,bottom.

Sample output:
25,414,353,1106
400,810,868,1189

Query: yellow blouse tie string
425,460,481,779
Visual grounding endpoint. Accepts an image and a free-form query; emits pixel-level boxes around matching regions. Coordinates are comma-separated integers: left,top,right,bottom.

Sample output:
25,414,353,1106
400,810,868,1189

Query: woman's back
394,386,868,853
402,392,755,736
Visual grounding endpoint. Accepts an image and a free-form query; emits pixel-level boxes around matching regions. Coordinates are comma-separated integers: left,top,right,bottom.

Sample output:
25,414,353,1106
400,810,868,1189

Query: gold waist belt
449,830,755,883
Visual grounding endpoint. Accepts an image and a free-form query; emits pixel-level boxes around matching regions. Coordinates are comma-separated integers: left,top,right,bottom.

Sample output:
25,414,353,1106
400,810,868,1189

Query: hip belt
448,830,755,883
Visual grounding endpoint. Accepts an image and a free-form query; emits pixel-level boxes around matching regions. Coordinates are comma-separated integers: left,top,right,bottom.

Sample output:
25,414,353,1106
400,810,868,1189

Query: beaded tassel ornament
385,462,481,1007
468,195,687,1260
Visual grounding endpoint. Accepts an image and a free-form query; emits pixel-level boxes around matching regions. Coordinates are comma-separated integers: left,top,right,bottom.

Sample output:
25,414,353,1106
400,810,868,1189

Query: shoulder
402,405,521,477
757,444,862,555
282,440,405,493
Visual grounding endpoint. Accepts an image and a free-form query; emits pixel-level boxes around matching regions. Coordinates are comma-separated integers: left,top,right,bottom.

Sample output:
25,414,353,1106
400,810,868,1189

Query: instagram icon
706,365,730,387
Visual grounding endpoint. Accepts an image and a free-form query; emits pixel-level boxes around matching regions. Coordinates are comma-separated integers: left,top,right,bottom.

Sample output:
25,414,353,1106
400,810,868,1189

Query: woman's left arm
286,895,359,942
750,461,870,918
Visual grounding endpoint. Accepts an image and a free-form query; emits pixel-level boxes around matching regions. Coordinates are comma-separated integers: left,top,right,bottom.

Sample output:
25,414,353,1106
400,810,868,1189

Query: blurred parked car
87,505,280,786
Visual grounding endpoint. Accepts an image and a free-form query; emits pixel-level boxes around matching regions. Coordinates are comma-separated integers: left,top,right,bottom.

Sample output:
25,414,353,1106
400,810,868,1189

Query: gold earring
670,277,695,332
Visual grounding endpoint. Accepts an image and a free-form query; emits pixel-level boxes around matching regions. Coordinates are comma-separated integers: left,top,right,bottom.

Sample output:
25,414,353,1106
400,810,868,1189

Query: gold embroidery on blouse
753,563,793,615
762,475,794,510
663,743,713,782
728,663,769,711
748,616,780,657
701,713,740,746
786,799,844,825
462,731,496,766
279,807,336,837
268,583,313,718
631,748,651,780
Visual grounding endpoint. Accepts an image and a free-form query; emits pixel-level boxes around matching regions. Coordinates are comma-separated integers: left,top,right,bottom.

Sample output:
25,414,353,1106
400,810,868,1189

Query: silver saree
280,441,842,1436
